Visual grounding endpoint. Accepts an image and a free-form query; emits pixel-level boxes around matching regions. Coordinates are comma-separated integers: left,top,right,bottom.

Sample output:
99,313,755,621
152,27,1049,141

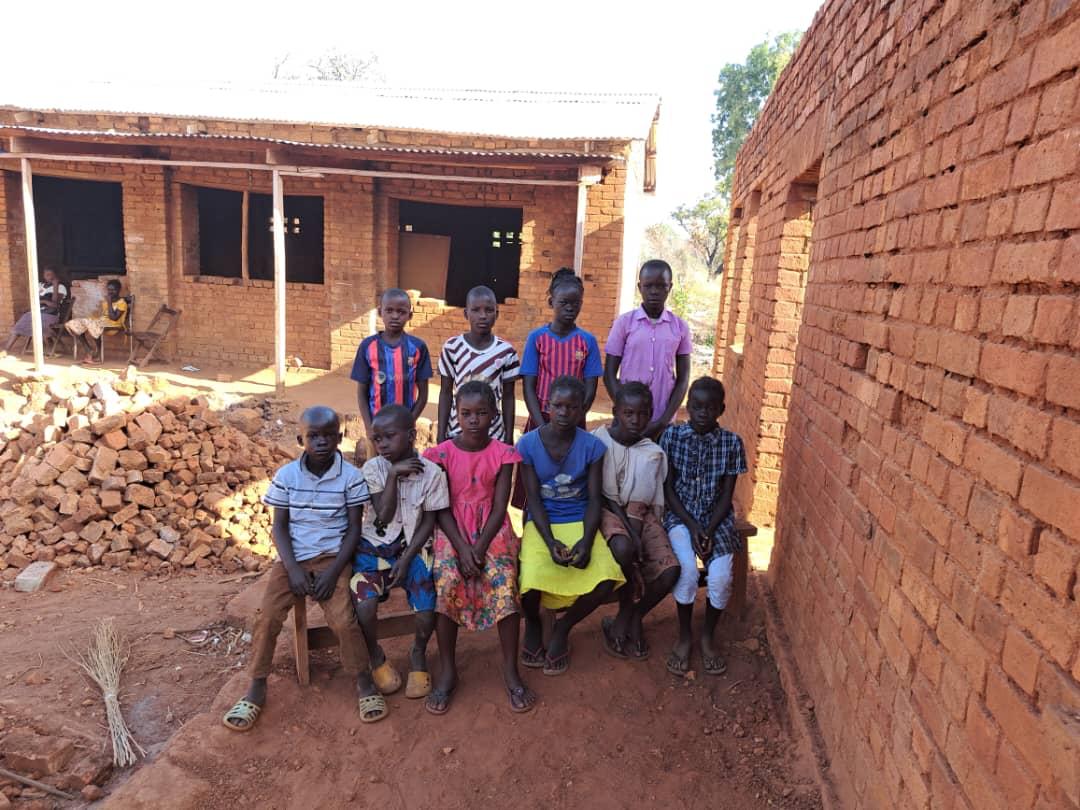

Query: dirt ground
0,566,820,809
0,356,819,809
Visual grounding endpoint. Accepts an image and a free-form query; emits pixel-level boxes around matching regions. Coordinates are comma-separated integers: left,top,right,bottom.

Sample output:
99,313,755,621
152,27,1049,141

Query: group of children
223,260,747,730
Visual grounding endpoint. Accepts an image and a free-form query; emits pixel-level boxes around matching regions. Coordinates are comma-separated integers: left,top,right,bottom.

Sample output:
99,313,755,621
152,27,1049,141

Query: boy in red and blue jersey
352,289,432,458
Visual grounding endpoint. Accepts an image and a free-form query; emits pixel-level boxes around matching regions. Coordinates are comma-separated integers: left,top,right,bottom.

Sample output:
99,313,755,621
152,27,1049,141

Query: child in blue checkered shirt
659,377,747,678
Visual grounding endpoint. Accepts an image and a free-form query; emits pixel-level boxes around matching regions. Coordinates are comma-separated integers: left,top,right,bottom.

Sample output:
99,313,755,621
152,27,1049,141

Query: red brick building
0,83,659,370
712,0,1079,807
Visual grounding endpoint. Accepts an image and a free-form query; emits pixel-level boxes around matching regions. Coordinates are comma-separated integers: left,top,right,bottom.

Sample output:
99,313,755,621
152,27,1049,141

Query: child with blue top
516,375,624,676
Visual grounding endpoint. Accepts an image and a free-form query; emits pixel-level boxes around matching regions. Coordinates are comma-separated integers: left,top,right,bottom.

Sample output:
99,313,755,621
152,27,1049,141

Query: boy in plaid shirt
659,377,747,677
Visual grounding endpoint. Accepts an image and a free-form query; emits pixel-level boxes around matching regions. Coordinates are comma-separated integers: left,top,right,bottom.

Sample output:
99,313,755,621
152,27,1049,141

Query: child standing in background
520,268,603,430
603,259,692,440
424,381,535,715
436,285,520,444
351,288,432,461
660,378,747,678
515,268,603,507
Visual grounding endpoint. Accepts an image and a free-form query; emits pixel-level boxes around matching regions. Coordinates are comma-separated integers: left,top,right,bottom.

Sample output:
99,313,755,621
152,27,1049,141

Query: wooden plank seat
290,519,758,684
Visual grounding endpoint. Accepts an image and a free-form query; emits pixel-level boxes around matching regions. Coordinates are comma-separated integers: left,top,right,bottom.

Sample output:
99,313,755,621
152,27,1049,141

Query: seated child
436,285,520,444
223,406,369,731
351,404,448,717
594,382,679,661
660,377,747,677
517,375,624,676
351,288,432,462
66,278,127,365
423,381,536,715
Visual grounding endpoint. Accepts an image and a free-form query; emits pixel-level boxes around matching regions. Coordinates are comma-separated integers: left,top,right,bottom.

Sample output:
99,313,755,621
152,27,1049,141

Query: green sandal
358,693,389,723
222,698,263,732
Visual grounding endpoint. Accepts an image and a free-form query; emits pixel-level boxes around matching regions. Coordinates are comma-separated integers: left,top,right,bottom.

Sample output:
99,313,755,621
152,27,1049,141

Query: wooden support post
572,180,587,277
271,170,287,391
240,190,250,281
19,158,44,371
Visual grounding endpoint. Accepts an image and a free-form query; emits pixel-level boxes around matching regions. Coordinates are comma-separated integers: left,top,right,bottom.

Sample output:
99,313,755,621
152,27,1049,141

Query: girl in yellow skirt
516,375,625,675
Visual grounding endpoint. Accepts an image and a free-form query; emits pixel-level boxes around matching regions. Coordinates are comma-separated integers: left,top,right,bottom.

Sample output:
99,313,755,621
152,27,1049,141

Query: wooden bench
290,519,758,685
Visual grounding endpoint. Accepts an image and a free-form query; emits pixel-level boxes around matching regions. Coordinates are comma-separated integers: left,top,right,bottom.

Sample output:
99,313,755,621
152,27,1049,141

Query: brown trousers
249,554,367,679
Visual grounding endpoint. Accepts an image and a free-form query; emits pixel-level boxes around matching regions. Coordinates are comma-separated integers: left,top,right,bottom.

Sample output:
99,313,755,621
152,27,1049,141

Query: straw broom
68,620,145,767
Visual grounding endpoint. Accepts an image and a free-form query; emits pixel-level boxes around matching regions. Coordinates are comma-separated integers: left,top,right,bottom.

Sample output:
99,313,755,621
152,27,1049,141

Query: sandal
627,636,651,662
600,616,628,660
357,693,388,723
425,687,454,716
666,650,691,677
222,698,262,732
542,647,570,677
520,643,546,669
405,670,432,699
371,659,402,695
703,652,727,676
506,684,537,714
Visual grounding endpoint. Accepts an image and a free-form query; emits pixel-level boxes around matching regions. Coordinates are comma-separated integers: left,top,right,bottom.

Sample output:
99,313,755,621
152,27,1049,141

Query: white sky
4,0,823,225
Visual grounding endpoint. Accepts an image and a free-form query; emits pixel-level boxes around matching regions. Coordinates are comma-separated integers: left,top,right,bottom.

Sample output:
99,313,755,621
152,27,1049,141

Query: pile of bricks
0,370,292,580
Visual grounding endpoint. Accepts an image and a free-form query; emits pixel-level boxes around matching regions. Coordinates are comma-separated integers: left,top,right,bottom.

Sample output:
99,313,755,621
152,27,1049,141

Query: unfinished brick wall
713,0,1080,807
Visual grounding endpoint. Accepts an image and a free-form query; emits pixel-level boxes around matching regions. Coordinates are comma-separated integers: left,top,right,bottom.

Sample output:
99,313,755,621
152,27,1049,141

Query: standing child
436,285,520,444
514,268,603,506
222,407,370,731
352,405,449,715
594,382,679,662
517,375,624,676
66,278,127,366
603,259,692,440
423,381,536,715
351,288,432,461
520,267,603,430
660,377,747,677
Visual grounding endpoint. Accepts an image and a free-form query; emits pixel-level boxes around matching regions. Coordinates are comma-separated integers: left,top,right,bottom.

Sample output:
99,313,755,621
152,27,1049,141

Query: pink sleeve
605,312,628,356
677,317,692,355
500,442,523,465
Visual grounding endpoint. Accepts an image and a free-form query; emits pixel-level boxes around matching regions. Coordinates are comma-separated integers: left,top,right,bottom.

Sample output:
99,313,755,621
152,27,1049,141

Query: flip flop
542,647,570,677
405,670,432,699
357,693,388,723
666,650,690,677
506,684,537,714
600,616,628,660
520,643,546,669
222,698,262,732
703,652,727,676
627,636,651,662
371,660,402,695
425,687,455,716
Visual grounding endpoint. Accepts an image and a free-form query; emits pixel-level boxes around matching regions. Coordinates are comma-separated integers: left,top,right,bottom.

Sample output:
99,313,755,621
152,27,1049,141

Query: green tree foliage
672,32,801,276
672,192,728,276
712,31,802,196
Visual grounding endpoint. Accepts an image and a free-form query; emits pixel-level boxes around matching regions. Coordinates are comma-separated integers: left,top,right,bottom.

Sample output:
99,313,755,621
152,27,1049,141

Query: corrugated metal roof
0,81,661,141
0,124,622,162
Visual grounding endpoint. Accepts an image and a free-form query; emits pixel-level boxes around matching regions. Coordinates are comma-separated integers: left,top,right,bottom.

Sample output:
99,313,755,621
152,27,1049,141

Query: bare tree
272,49,383,83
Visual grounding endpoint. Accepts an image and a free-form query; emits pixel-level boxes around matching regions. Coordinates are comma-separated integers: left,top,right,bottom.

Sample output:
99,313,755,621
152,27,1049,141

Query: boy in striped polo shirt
222,406,373,730
352,289,433,460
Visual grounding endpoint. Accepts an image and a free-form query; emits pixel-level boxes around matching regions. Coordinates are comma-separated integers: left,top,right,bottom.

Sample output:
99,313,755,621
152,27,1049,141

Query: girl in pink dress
422,381,537,715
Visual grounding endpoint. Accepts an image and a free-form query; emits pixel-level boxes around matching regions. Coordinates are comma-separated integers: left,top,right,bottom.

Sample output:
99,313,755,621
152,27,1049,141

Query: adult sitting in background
66,278,127,366
3,267,67,353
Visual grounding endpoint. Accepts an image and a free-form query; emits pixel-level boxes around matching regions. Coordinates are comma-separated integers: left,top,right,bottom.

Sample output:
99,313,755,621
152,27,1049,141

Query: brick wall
712,0,1080,808
0,122,634,371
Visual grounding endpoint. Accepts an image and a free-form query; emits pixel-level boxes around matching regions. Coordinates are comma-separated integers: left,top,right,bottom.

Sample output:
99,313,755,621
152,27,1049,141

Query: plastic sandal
425,687,454,716
371,660,402,695
357,693,388,723
222,698,262,732
405,670,432,699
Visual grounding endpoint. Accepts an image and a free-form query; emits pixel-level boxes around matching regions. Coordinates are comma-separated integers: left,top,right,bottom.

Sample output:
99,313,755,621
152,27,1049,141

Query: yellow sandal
371,660,402,695
405,670,432,699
